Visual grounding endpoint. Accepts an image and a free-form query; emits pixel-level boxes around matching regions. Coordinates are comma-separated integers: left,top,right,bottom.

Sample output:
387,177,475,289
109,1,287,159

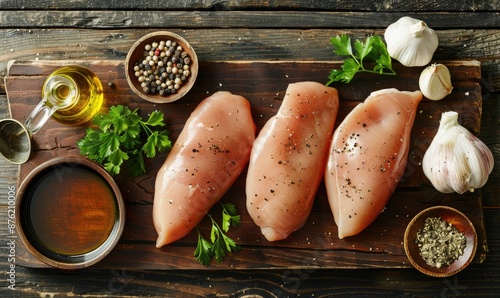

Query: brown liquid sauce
22,163,117,260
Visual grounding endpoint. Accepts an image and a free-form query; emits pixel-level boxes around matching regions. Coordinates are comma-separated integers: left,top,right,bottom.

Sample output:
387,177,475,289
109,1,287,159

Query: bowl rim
404,205,477,277
125,31,198,104
15,156,125,270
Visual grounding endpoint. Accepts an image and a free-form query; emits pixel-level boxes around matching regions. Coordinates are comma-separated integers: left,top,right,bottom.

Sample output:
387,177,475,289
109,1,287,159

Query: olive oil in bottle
42,65,103,125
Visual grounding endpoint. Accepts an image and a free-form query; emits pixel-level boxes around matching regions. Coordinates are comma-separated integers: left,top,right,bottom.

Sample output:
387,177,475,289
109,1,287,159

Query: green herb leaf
126,153,146,178
104,162,121,176
122,125,142,150
369,35,394,74
222,203,241,232
210,217,219,244
194,203,241,266
77,129,104,162
327,34,396,85
221,233,239,253
108,148,129,165
77,105,172,177
145,110,166,127
156,130,172,152
212,232,227,263
341,58,361,82
142,131,160,158
99,133,121,157
194,229,215,266
330,35,353,56
355,36,374,62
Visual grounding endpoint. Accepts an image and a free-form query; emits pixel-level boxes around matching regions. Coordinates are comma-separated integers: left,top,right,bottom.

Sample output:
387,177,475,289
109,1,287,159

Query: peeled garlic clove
384,16,439,67
419,63,453,100
422,111,494,194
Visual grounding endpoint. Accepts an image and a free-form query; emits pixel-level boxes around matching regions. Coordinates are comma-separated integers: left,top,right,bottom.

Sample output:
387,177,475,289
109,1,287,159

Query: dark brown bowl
125,31,198,103
15,157,125,269
404,206,477,277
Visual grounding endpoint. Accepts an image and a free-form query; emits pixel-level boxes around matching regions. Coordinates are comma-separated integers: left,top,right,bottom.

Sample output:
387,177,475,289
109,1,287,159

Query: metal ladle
0,77,74,164
0,118,31,164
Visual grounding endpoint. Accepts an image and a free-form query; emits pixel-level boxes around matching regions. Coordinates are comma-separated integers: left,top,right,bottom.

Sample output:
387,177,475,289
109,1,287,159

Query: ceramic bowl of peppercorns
125,31,199,103
404,206,478,277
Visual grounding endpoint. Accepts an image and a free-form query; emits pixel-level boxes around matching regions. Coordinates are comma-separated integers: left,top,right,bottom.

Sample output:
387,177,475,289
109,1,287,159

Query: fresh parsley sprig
194,202,241,266
326,34,396,84
77,105,172,177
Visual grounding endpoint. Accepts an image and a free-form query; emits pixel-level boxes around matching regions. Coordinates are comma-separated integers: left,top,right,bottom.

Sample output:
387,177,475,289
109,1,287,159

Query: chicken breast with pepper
246,81,339,241
325,89,422,239
153,91,256,247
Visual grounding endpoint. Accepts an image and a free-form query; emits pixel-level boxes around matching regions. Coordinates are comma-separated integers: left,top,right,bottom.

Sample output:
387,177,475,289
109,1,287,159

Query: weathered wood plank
479,94,500,206
0,11,499,29
0,28,498,93
4,60,487,270
0,4,497,298
0,0,498,11
9,187,488,270
0,208,498,296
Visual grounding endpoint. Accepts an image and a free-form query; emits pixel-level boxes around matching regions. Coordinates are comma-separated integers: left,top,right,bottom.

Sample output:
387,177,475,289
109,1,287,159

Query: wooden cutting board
5,59,487,269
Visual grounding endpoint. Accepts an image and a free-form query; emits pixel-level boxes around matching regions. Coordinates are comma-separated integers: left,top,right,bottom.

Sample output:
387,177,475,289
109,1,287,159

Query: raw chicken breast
325,88,422,239
246,81,339,241
153,91,256,248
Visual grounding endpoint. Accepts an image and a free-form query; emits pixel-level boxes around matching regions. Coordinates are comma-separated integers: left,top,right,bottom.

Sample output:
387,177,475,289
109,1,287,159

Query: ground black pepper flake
415,217,466,268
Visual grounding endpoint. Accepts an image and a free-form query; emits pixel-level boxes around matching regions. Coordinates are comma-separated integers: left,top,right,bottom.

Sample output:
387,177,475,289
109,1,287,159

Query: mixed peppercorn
133,39,192,96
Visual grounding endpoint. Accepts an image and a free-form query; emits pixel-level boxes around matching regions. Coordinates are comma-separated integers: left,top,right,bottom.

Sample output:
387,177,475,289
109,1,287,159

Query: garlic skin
419,63,453,100
384,16,439,67
422,111,494,194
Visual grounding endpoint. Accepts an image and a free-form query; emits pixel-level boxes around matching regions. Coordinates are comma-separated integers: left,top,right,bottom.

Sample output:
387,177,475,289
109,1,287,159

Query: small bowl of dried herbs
125,31,199,103
404,206,477,277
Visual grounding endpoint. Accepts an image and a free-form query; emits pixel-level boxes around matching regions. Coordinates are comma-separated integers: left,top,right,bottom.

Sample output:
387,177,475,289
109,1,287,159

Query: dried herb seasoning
415,217,466,268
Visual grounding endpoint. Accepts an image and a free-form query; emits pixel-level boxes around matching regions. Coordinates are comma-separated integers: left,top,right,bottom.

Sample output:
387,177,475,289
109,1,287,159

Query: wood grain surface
0,28,498,94
0,10,499,29
0,0,498,11
0,1,499,297
4,59,487,270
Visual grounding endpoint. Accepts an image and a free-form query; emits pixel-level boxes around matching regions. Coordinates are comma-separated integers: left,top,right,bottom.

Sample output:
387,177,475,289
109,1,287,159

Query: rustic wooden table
1,1,499,297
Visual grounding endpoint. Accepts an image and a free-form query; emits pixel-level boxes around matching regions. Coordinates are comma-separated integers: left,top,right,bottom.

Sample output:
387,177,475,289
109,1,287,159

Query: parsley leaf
327,34,396,84
144,110,166,127
331,34,353,56
222,202,241,232
127,154,147,178
77,105,172,177
194,203,241,266
194,227,215,266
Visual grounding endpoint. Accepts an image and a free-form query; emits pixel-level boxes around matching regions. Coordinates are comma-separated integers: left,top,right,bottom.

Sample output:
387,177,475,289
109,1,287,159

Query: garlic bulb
384,16,439,67
422,111,494,194
419,63,453,100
